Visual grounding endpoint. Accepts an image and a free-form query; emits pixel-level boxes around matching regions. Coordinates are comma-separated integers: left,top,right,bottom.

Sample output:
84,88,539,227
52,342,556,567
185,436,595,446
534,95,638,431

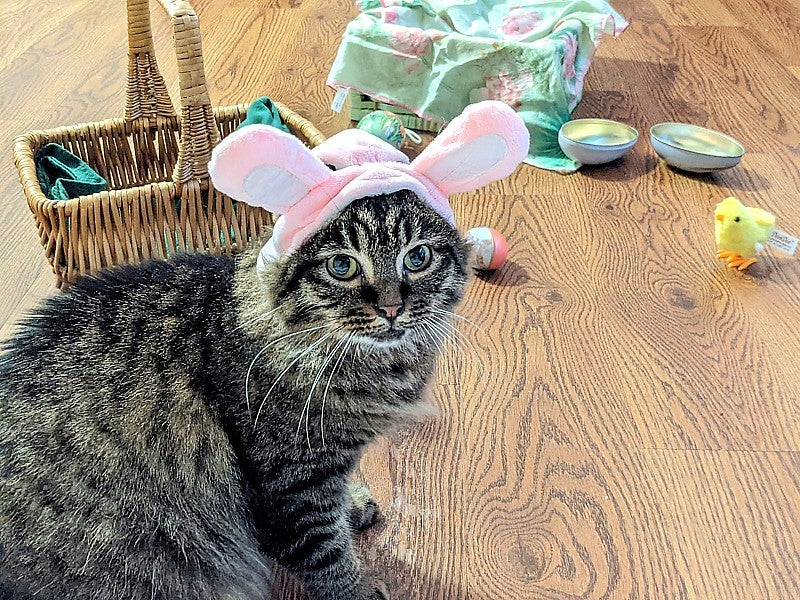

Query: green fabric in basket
237,96,291,133
328,0,627,173
35,143,107,200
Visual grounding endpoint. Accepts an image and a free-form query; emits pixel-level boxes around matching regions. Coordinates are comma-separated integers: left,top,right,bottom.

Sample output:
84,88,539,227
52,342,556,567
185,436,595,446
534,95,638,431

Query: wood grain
643,449,800,599
2,0,799,598
718,0,800,67
650,0,741,27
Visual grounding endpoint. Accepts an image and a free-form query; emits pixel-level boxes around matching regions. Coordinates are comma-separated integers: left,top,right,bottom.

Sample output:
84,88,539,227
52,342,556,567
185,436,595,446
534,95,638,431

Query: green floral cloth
328,0,627,172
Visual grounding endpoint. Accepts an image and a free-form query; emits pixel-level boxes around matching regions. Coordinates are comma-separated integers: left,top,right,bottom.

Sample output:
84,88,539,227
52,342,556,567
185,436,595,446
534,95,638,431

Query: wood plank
1,0,800,598
0,2,128,330
718,0,800,66
191,0,356,136
477,155,800,452
0,2,127,134
0,0,87,72
0,269,54,339
355,385,469,600
643,448,800,599
650,0,741,26
465,183,800,453
460,385,690,599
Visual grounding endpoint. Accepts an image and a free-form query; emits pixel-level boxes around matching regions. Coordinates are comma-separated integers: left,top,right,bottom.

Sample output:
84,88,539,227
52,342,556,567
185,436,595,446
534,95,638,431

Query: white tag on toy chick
767,229,798,255
331,88,349,113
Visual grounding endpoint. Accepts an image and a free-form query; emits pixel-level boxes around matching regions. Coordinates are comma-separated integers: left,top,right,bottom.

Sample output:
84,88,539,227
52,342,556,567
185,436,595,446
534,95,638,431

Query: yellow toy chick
714,196,775,270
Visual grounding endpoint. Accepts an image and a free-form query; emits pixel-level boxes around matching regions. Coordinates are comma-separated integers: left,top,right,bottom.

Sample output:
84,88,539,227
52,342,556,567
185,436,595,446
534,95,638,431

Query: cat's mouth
348,327,410,350
371,328,406,342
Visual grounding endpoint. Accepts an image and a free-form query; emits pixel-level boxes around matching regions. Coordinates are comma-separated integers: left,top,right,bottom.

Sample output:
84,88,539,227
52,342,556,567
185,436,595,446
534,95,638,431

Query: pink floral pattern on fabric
500,9,542,39
382,8,399,23
561,32,578,80
484,72,533,109
390,29,432,58
331,0,630,172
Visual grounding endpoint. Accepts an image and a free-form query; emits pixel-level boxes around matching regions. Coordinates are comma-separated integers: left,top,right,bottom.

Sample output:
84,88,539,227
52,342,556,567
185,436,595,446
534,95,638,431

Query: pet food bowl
650,123,745,173
558,118,639,165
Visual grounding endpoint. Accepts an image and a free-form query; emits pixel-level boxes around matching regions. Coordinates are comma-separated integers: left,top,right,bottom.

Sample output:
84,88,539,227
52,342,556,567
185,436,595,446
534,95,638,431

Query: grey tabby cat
0,191,468,600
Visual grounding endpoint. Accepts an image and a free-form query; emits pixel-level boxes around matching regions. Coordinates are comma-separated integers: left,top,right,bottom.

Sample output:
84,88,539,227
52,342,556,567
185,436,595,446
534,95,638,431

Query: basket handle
125,0,219,186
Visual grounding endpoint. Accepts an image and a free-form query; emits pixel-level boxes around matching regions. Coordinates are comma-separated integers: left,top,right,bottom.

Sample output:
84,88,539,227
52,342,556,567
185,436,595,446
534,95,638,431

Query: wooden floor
2,0,800,598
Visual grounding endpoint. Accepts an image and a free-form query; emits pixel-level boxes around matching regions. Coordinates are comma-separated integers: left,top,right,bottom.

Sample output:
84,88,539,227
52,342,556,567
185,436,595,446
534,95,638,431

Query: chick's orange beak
715,213,725,222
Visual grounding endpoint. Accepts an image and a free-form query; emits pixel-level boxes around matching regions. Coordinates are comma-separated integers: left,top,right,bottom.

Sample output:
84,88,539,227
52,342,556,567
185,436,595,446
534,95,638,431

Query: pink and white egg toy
465,227,508,271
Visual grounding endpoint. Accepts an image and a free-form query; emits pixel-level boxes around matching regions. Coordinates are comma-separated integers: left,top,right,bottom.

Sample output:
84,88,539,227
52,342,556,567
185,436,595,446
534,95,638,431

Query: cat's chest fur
230,322,433,447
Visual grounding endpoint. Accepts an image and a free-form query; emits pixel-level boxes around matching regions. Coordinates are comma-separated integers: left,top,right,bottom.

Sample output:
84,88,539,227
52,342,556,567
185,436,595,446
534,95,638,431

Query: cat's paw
349,483,380,531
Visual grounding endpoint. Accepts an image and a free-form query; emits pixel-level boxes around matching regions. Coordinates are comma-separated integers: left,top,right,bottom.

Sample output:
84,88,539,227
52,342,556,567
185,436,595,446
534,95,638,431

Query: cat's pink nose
379,304,403,320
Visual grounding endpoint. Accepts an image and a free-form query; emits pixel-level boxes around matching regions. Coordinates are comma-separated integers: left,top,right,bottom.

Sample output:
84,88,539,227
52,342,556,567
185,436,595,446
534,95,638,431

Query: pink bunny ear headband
208,100,530,271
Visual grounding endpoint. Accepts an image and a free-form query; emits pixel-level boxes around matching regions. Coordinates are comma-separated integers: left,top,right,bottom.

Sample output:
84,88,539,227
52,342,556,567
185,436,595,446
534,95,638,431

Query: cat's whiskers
427,318,469,381
419,320,447,360
235,305,282,331
417,320,455,380
428,315,485,375
297,333,351,450
320,334,354,448
253,327,341,431
429,307,477,329
245,324,331,416
422,316,458,352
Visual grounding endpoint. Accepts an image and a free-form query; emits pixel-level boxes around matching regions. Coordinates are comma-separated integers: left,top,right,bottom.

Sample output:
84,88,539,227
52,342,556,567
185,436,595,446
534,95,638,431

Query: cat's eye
403,245,432,272
326,255,360,280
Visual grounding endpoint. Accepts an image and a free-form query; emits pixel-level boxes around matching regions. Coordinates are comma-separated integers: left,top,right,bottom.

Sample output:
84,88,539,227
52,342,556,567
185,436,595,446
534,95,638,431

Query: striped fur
0,192,468,600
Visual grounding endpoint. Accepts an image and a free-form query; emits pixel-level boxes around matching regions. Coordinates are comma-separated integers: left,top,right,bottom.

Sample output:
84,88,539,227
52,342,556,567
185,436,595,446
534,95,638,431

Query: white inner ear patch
243,165,311,211
424,134,507,186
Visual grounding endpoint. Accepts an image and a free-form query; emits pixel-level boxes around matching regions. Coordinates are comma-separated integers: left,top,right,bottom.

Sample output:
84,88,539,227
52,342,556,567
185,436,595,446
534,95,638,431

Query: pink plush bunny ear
411,101,530,195
208,125,332,213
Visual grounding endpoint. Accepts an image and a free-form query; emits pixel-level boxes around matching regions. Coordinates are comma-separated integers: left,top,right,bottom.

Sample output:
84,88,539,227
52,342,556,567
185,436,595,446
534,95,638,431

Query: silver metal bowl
558,118,639,165
650,123,745,173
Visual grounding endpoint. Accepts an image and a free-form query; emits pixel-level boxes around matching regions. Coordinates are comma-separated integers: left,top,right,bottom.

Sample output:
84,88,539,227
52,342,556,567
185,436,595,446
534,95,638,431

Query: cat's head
260,190,468,350
211,101,529,350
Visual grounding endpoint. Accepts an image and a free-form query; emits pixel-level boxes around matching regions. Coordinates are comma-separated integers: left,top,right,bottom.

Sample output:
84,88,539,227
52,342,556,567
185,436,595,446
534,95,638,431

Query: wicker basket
13,0,325,288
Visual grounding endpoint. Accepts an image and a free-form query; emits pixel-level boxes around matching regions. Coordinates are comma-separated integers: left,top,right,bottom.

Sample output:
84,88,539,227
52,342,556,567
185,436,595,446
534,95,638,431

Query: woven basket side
14,103,322,288
17,117,182,194
24,181,272,287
